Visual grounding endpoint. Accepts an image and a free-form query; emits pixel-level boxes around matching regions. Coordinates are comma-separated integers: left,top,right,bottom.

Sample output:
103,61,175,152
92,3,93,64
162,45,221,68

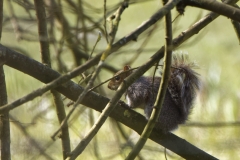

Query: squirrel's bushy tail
168,54,200,119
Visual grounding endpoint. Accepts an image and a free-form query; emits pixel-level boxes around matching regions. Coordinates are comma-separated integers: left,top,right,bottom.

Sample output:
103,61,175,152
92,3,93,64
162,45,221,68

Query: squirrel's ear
123,65,131,71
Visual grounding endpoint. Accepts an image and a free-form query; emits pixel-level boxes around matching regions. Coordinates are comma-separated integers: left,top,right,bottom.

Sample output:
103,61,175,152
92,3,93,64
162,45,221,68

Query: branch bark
1,0,237,158
0,0,11,160
0,66,11,160
34,1,71,159
126,0,173,158
0,46,214,160
185,0,240,22
66,1,131,159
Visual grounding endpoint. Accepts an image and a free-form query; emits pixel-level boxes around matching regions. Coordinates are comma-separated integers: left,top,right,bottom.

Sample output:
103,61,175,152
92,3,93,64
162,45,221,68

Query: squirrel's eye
115,76,120,81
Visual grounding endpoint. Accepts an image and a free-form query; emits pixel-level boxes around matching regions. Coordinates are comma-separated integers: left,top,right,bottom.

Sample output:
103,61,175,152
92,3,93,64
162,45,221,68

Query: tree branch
230,4,240,44
67,1,130,159
0,66,11,160
126,0,173,158
0,0,11,159
34,1,71,158
184,0,240,22
1,0,237,158
0,43,217,159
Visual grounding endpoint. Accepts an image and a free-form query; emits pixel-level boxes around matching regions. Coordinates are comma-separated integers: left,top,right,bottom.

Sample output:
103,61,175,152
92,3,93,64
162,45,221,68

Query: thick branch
0,0,182,116
67,1,131,159
1,0,237,158
0,46,214,160
126,1,173,159
0,67,11,160
230,4,240,44
0,0,11,159
185,0,240,22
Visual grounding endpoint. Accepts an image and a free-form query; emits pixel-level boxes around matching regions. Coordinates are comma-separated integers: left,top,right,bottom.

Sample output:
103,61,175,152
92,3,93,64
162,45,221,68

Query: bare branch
184,0,240,22
230,4,240,44
0,0,11,159
103,0,109,43
0,43,215,159
67,1,131,159
34,0,71,158
6,0,22,40
0,0,238,158
0,66,11,160
125,0,173,158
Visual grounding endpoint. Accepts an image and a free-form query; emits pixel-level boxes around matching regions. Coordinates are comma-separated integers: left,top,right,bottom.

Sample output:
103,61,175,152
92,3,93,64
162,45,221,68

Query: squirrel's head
108,65,132,90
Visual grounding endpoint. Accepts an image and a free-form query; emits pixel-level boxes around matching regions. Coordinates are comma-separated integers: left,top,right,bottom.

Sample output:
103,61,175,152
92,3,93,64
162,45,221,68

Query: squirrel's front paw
118,100,132,109
118,100,126,106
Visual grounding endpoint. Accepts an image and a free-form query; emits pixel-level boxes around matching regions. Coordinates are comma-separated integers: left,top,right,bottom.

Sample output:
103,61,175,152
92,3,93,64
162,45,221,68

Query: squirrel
107,54,200,132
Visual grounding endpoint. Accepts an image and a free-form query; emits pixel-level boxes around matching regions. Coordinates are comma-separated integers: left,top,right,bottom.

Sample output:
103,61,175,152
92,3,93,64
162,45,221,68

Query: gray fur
125,55,200,132
108,54,200,133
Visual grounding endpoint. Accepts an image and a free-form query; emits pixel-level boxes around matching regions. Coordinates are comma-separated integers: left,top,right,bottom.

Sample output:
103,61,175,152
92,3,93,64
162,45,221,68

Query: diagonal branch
125,0,173,158
230,4,240,44
0,0,237,158
34,0,71,159
184,0,240,22
0,0,184,114
66,1,130,159
0,44,215,160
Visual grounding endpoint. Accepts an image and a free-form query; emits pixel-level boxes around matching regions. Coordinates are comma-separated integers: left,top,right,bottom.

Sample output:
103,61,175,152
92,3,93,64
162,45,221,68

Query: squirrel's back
108,54,200,132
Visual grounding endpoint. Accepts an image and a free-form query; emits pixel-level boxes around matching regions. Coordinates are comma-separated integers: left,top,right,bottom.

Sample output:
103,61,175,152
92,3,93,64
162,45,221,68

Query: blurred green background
2,0,240,159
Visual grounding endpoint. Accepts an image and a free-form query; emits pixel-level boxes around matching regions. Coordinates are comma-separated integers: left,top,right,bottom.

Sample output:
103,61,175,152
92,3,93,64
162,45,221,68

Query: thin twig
89,110,102,159
51,61,104,140
66,1,130,159
0,0,232,115
89,67,138,92
104,0,109,43
125,24,158,65
88,31,102,59
6,0,22,40
34,0,71,158
52,0,127,150
48,0,87,66
1,1,237,159
9,115,55,160
0,50,102,114
79,0,89,53
1,1,231,155
125,0,173,158
108,0,129,44
114,121,144,160
164,148,168,160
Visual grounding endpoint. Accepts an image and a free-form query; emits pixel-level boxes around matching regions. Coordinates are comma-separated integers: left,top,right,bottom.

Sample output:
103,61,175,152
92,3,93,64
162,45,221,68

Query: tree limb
34,0,71,158
0,46,215,160
1,0,238,158
126,0,173,158
0,0,11,159
185,0,240,22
